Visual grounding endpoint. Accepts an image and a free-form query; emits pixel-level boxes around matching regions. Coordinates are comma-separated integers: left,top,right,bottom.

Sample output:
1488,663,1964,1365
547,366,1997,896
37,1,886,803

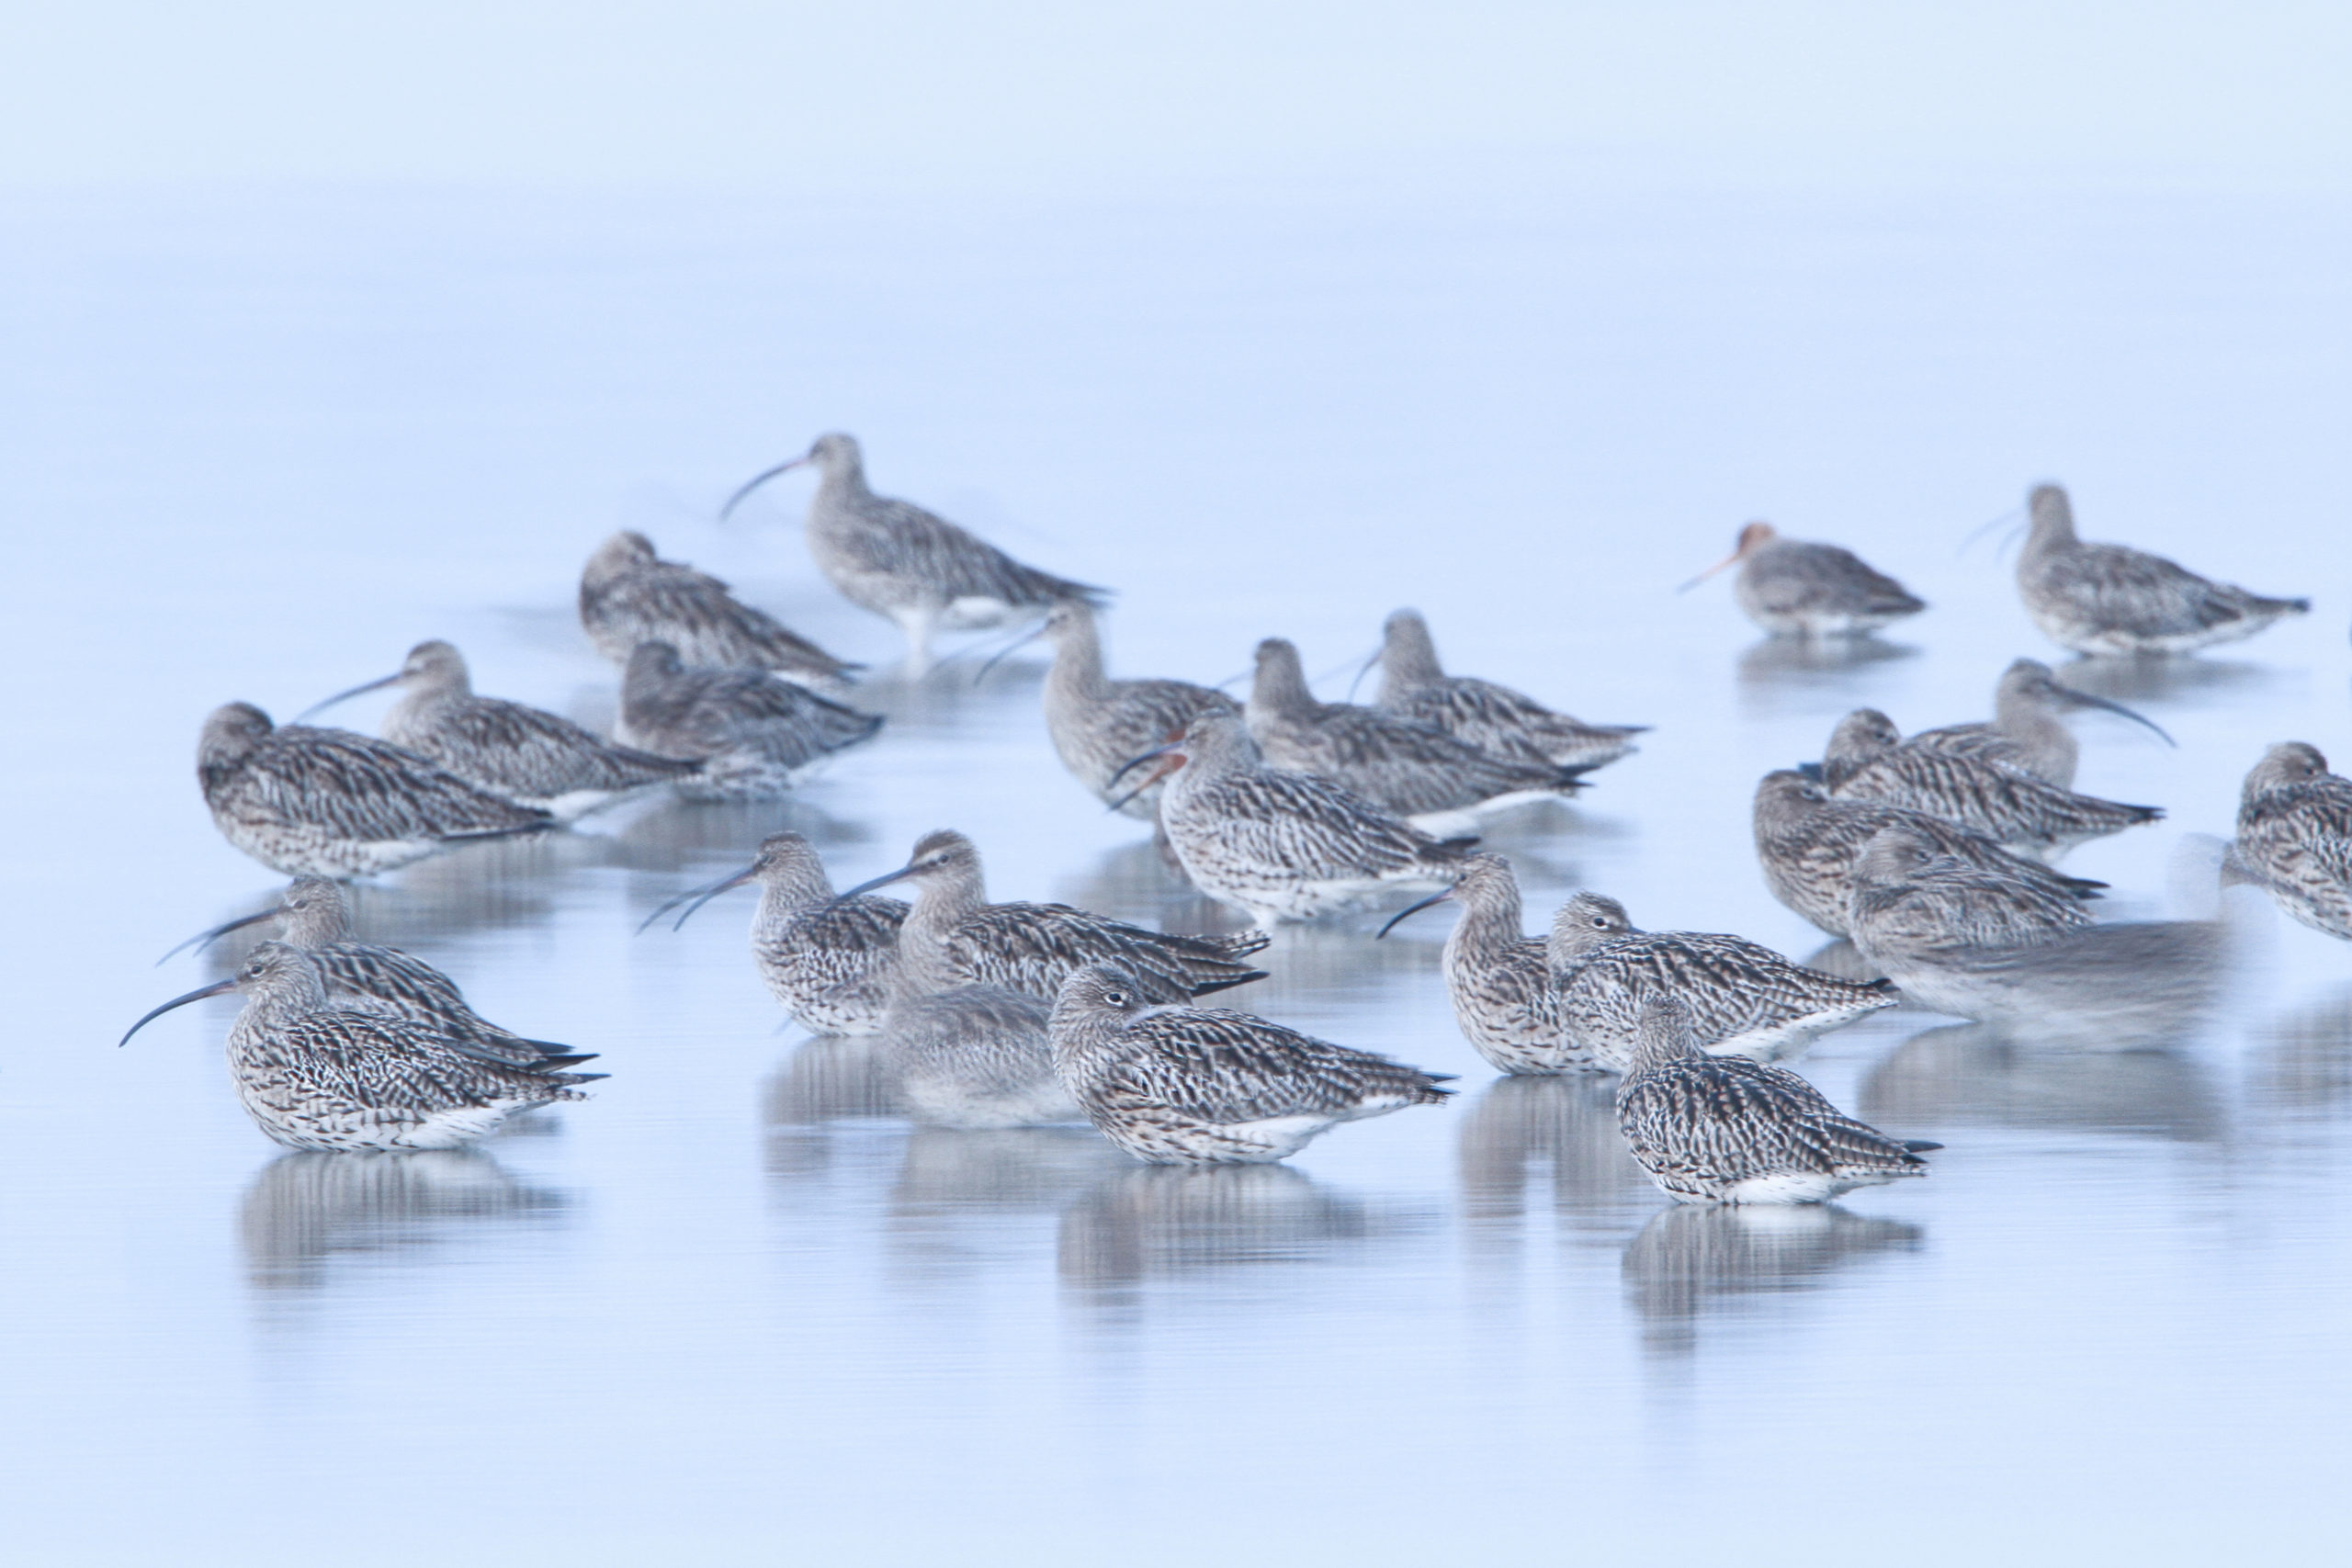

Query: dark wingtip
1866,977,1900,994
1901,1139,1944,1154
445,818,559,843
1437,835,1480,852
1187,970,1271,997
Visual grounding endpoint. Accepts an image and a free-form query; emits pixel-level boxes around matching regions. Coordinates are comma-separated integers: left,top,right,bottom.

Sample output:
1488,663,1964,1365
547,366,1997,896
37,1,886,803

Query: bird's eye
1106,990,1127,1005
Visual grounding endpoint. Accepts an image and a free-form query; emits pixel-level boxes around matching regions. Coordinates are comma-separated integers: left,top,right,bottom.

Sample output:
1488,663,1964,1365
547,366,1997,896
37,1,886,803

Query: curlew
1048,964,1453,1164
720,432,1107,668
2015,483,2307,656
301,639,698,818
122,942,602,1153
198,703,554,878
579,530,856,688
1616,995,1936,1204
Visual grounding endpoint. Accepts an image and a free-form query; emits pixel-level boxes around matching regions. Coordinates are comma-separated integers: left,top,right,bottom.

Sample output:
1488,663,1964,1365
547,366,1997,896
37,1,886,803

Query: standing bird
578,531,857,689
1380,860,1888,1077
643,831,908,1034
1752,770,2104,939
719,432,1107,669
1369,608,1645,771
1905,658,2172,788
2015,483,2308,655
1822,707,2162,858
871,855,1078,1129
1247,637,1592,829
198,703,555,878
1048,964,1453,1164
164,876,588,1069
620,641,882,800
1374,853,1583,1075
1544,891,1897,1069
1616,995,1936,1205
121,942,602,1153
1119,711,1479,925
1019,599,1238,818
831,829,1270,1004
1679,521,1925,638
300,639,700,819
2232,742,2352,941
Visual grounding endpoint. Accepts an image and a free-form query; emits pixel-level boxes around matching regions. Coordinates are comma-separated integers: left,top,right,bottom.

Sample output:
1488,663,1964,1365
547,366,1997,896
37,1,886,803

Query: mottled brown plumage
1823,707,2161,858
579,530,856,687
122,943,602,1153
2233,741,2352,941
835,829,1269,1004
1050,964,1452,1164
1371,608,1643,771
1616,996,1933,1204
198,703,554,878
1751,769,2104,938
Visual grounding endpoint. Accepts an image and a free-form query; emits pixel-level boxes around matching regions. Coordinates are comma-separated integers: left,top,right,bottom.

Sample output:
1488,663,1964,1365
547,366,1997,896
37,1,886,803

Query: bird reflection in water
599,794,873,875
762,1034,903,1179
239,1147,567,1292
1057,1165,1408,1296
892,1126,1127,1214
1860,1022,2222,1144
886,1128,1129,1279
1054,838,1245,937
2052,654,2283,708
1736,637,1920,722
2246,987,2352,1126
1456,1076,1653,1251
1621,1203,1924,1355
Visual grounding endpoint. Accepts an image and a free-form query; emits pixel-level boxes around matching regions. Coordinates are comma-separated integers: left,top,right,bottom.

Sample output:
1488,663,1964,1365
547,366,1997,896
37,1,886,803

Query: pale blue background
4,8,2349,1566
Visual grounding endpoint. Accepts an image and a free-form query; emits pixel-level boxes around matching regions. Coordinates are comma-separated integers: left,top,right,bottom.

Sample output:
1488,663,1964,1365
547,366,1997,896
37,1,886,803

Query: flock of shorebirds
129,437,2344,1210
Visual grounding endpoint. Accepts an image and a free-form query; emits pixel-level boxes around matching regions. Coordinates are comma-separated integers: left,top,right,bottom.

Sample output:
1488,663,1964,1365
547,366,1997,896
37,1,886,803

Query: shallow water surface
4,182,2349,1564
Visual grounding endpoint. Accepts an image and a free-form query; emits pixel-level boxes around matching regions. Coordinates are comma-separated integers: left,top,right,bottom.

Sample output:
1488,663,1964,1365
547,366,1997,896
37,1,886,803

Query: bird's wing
432,698,695,792
254,730,550,836
842,496,1107,607
1099,1009,1437,1122
2049,544,2257,634
1187,772,1448,878
281,1012,587,1113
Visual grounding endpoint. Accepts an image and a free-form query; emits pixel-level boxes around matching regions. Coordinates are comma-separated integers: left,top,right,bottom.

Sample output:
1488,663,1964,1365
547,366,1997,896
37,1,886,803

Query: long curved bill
2053,685,2177,746
637,864,758,934
829,861,921,907
718,456,808,522
291,671,401,726
972,624,1049,686
120,977,239,1046
156,908,275,965
1958,504,2026,556
1375,887,1454,940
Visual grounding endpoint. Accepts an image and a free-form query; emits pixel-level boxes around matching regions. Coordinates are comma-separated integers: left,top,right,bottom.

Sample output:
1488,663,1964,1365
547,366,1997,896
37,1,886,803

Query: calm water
5,179,2349,1564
